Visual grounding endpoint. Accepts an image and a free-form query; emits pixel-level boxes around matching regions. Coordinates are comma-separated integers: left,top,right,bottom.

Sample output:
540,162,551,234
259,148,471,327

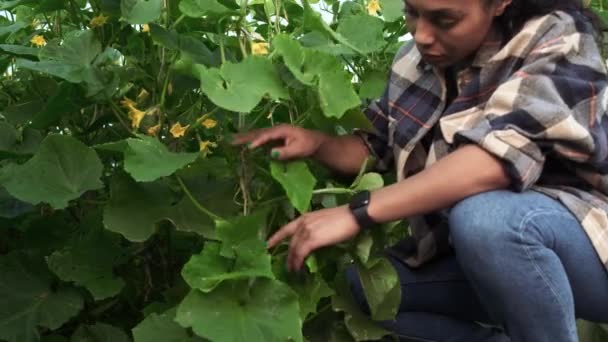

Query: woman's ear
494,0,512,16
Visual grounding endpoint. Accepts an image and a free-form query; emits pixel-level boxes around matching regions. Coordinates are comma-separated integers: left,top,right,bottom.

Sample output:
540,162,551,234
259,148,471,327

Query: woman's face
405,0,510,68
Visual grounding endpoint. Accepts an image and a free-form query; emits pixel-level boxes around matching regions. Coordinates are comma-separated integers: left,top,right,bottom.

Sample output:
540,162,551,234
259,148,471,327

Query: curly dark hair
488,0,605,39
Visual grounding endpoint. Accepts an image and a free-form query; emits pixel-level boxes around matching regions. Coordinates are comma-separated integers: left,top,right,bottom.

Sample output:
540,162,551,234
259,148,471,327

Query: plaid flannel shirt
355,10,608,269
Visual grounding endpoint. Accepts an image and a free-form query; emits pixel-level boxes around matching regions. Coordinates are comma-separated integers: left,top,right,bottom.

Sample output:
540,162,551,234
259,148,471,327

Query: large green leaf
270,160,317,214
290,272,334,319
15,30,118,97
0,252,83,342
103,174,217,241
121,0,163,24
133,308,201,342
331,275,389,341
215,210,268,258
149,23,216,66
196,56,289,113
272,34,342,86
181,242,273,292
71,323,130,342
176,280,303,342
318,69,361,119
357,258,401,321
96,135,199,182
0,134,103,209
16,30,101,83
179,0,238,17
0,122,42,157
47,220,127,300
337,15,385,54
380,0,404,22
359,71,387,100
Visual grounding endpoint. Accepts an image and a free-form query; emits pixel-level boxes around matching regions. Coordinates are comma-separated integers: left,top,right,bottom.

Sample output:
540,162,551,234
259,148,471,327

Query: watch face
350,191,370,209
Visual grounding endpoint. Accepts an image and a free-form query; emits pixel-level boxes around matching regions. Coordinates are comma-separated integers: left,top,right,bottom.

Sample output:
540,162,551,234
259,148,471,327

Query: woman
233,0,608,340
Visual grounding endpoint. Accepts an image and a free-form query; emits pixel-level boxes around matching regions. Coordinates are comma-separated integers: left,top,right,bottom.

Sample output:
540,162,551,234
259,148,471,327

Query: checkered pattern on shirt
355,10,608,268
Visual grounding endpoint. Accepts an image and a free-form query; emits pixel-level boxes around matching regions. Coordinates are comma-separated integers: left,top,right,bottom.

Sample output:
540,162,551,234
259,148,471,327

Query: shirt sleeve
450,12,608,192
352,85,393,173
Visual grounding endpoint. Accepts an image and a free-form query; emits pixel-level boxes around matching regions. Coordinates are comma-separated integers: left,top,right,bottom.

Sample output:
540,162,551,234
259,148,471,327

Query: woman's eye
405,7,418,17
435,18,458,29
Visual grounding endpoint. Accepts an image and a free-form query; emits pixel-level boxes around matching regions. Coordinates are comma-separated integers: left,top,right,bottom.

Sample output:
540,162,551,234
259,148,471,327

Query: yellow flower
170,122,189,138
30,35,46,47
201,118,218,129
128,107,146,129
199,140,218,155
136,89,149,103
367,0,381,15
120,97,137,109
147,123,161,137
251,42,269,56
90,14,109,28
142,24,150,33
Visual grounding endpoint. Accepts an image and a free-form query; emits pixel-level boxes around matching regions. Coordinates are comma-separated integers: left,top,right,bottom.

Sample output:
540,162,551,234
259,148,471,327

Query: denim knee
448,191,521,265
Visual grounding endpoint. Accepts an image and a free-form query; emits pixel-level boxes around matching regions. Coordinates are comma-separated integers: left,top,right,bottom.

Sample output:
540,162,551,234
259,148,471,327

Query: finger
230,130,264,146
249,128,289,150
292,242,313,272
267,219,299,249
288,221,317,272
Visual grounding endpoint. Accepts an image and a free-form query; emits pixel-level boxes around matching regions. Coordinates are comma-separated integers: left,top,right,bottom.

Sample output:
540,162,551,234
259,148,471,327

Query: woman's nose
413,18,436,48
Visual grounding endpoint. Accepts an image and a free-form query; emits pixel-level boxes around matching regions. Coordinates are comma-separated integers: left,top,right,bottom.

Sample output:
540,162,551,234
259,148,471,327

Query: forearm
312,133,370,176
368,144,511,223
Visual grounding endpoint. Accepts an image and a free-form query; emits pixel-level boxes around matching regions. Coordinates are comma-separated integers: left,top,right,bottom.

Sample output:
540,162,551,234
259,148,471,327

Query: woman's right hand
230,124,327,161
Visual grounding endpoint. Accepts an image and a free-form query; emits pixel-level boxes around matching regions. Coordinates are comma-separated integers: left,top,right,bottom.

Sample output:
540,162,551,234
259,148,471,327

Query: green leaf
133,308,200,342
0,134,103,209
357,258,401,321
359,71,387,100
96,135,199,182
0,252,83,342
354,231,374,264
290,272,334,319
0,187,34,218
149,23,216,66
215,210,268,258
182,242,274,292
577,320,608,342
176,280,303,342
103,174,217,242
380,0,404,22
16,30,101,83
179,0,238,17
337,15,385,54
318,69,361,119
31,82,85,129
331,274,389,341
197,56,289,113
15,31,116,97
121,0,163,24
352,173,384,192
71,323,130,342
47,221,127,300
270,160,317,214
0,123,42,157
0,44,39,56
272,34,342,86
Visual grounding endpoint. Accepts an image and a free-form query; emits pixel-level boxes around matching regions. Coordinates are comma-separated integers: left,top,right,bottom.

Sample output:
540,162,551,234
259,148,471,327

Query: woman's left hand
267,205,362,272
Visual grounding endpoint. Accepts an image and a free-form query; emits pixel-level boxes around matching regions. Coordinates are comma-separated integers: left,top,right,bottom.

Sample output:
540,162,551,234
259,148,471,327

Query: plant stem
175,175,223,221
107,100,135,135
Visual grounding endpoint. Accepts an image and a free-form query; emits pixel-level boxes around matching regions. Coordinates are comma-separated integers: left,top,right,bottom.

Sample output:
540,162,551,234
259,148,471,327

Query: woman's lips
422,53,445,63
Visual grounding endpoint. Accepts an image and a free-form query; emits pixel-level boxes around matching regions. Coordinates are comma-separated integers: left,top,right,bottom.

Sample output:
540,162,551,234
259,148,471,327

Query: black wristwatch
348,190,377,229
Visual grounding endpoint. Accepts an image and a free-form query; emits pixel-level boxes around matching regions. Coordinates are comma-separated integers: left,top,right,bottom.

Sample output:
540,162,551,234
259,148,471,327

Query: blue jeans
346,190,608,341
